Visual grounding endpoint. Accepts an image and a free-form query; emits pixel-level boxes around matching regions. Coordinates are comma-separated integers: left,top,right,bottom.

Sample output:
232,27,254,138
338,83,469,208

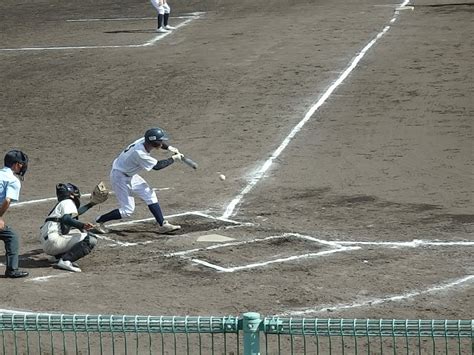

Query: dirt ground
0,0,472,325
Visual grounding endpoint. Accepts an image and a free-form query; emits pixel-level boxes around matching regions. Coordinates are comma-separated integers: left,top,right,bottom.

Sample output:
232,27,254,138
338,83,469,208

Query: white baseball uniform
39,199,88,256
151,0,171,15
111,137,159,218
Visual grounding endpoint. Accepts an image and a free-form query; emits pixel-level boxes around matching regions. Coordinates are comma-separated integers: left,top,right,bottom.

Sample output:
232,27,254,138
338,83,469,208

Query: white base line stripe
11,188,170,208
279,275,474,316
66,13,205,22
193,246,361,273
222,0,409,219
0,14,201,52
1,275,471,316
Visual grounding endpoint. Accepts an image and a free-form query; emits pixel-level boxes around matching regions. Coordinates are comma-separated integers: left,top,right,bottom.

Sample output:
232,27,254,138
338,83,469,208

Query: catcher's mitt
90,181,109,205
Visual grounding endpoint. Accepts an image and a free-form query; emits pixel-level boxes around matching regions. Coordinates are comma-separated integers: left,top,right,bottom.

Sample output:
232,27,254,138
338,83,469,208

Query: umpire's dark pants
0,226,20,271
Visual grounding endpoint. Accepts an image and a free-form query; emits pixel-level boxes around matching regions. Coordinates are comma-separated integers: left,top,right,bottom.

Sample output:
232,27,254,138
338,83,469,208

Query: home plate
197,234,235,242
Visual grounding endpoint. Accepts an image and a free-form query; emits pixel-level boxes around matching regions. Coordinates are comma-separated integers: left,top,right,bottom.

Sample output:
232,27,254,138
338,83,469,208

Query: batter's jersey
40,199,78,237
0,167,21,203
112,137,158,176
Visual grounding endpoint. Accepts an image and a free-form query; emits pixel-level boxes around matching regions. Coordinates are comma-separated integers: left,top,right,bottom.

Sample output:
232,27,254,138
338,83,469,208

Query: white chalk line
167,232,473,272
2,275,472,316
66,13,205,22
95,211,244,246
222,0,410,219
279,275,474,317
0,14,201,52
11,187,171,208
192,246,361,273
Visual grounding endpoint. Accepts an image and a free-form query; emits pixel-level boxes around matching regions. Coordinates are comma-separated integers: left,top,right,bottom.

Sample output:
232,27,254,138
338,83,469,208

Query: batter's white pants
110,169,158,218
150,0,171,15
40,230,88,256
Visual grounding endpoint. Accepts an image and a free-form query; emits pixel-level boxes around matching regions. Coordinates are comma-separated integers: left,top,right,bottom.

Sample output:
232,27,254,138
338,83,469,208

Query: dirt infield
0,0,472,321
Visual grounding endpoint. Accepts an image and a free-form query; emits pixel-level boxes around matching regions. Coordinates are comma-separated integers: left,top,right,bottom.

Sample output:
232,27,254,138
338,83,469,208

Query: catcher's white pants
40,230,87,256
150,0,171,15
110,169,158,218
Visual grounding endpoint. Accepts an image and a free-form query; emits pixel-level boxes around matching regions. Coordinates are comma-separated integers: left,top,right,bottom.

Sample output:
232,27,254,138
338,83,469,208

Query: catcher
38,182,109,272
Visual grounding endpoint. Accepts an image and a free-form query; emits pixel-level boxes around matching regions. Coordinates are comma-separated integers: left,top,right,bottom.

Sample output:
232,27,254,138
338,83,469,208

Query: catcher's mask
144,127,169,147
4,150,28,179
56,183,81,208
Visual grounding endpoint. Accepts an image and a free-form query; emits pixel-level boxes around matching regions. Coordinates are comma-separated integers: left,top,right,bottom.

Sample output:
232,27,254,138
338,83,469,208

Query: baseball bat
182,156,198,170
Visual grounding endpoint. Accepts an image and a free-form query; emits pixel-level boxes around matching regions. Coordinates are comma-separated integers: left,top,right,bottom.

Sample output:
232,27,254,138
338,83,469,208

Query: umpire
0,150,29,278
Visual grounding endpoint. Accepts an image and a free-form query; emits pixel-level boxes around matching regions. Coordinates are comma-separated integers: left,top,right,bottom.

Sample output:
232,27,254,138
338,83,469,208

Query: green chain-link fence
0,312,472,354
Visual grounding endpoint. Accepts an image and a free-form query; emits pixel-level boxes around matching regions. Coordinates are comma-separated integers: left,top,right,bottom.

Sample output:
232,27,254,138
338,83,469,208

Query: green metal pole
243,312,261,355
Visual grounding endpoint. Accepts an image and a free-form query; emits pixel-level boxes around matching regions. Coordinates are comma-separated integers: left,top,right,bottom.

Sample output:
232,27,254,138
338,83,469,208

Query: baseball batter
94,127,183,234
40,183,101,273
0,150,29,278
151,0,176,33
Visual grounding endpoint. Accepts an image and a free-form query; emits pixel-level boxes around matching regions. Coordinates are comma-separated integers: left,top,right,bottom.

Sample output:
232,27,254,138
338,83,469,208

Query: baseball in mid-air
219,174,226,181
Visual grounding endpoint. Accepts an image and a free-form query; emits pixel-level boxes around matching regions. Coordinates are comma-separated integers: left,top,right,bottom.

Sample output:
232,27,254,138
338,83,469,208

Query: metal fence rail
0,312,472,354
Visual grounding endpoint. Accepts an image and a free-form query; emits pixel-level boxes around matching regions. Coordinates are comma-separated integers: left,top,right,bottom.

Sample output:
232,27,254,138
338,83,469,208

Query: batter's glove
171,153,184,162
167,145,180,154
90,181,110,205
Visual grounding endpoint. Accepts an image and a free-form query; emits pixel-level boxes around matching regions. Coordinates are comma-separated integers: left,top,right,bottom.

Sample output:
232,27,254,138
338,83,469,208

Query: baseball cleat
56,259,82,273
92,223,109,234
158,220,181,234
164,25,176,30
5,269,29,278
48,256,79,267
156,27,170,33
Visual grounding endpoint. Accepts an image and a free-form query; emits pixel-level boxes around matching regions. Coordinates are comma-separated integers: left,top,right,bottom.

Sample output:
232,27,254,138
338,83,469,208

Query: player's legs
42,230,87,256
132,175,180,232
163,3,175,30
96,170,135,227
151,0,169,33
60,233,97,262
0,226,28,277
131,175,163,223
49,232,97,273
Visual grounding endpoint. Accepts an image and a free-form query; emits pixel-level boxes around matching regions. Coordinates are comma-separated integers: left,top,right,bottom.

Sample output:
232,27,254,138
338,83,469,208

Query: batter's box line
0,13,202,52
95,211,248,247
165,232,474,272
166,233,360,272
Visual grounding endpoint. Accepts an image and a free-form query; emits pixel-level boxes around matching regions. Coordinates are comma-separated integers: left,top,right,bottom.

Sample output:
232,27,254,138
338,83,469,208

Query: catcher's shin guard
61,234,98,263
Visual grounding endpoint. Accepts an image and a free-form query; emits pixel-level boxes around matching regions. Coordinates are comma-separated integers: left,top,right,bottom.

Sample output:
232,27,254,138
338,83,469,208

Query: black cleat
5,269,29,278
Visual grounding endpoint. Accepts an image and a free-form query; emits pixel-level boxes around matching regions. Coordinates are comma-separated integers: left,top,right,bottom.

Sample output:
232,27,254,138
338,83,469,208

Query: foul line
279,275,474,316
66,13,205,22
222,0,410,219
0,14,201,52
11,187,170,208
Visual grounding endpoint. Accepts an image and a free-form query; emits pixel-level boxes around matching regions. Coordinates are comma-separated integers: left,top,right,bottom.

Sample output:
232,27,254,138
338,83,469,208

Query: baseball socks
94,209,122,234
148,203,181,233
156,14,170,33
164,13,175,30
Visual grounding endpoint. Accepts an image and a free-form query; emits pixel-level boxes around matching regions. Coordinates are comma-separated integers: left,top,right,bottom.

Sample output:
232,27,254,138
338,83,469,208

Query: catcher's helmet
56,183,81,208
144,127,169,146
4,150,28,178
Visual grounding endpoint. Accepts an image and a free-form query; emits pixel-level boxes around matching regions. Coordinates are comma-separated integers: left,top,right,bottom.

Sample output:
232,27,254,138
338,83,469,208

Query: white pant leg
151,0,165,15
42,230,87,256
163,3,171,14
110,169,135,218
130,175,158,205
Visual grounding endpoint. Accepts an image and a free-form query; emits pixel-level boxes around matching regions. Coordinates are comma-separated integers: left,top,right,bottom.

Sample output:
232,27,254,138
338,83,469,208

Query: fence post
243,312,262,355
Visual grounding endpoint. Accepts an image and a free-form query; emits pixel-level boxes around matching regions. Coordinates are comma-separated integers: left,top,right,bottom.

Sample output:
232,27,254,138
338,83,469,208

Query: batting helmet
144,127,169,146
4,150,29,178
56,183,81,208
